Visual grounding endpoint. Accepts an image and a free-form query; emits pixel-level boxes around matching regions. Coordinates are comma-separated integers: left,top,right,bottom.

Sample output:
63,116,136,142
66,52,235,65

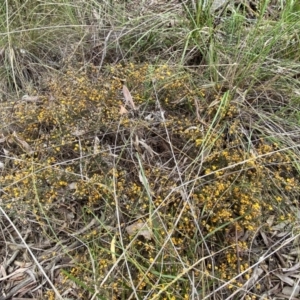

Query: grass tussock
0,0,300,299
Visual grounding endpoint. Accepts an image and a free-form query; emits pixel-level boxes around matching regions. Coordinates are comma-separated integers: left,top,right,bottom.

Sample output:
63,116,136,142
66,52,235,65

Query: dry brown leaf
282,285,300,297
93,136,100,155
276,231,290,238
290,248,300,256
133,135,142,153
12,131,33,154
211,0,227,12
2,148,9,155
123,85,137,110
260,231,270,246
0,264,7,277
208,99,220,108
0,47,5,57
138,170,150,187
266,215,275,227
119,104,128,115
243,266,263,289
271,221,288,231
273,271,295,286
68,182,77,190
139,139,157,158
194,97,203,122
21,95,41,103
71,129,86,136
92,8,101,20
126,221,153,240
282,263,300,273
14,261,32,268
0,267,29,281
